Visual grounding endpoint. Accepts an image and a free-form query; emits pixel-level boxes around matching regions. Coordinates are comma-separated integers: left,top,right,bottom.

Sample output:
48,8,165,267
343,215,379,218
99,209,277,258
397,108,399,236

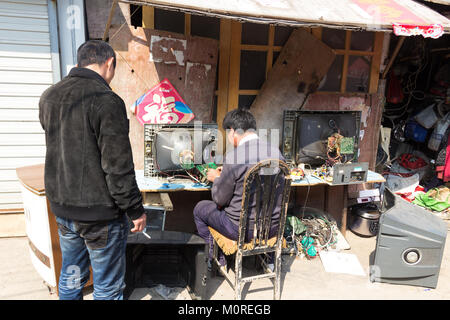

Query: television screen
282,110,361,166
144,124,219,177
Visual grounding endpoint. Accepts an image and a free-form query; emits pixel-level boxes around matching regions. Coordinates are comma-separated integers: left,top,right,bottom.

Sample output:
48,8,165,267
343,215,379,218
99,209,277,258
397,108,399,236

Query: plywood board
109,26,218,170
148,29,218,123
109,26,156,170
86,1,131,39
250,28,335,146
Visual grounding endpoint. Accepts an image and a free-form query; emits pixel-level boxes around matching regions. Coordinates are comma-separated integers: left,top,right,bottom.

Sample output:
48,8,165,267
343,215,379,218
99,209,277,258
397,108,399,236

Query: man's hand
206,167,222,183
130,213,147,233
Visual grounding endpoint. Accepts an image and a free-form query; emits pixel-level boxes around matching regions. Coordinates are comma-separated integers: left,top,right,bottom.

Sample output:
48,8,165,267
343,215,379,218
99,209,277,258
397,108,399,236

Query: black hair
222,108,257,132
76,40,116,68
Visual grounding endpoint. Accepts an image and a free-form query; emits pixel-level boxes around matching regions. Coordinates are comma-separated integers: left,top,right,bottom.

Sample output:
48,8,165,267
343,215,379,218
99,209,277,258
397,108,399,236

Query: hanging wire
108,5,153,90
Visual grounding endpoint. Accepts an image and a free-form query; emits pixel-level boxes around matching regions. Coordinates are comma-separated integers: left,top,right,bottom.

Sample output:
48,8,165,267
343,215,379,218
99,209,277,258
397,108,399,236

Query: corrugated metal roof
121,0,450,33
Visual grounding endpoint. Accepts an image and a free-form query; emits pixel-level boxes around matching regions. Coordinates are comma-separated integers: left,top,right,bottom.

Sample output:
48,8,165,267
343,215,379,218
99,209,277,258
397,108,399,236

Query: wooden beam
368,32,385,93
185,13,191,35
340,30,351,93
216,19,232,145
227,21,242,110
382,36,406,79
266,25,275,78
311,27,322,39
102,0,118,41
142,5,154,29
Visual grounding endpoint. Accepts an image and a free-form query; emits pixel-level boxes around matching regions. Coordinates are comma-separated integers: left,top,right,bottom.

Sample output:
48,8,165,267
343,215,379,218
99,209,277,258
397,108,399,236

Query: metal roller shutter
0,0,53,211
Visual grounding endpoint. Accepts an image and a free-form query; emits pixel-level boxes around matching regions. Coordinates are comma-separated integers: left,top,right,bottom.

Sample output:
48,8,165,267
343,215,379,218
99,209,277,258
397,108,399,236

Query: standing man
193,109,284,270
39,40,146,300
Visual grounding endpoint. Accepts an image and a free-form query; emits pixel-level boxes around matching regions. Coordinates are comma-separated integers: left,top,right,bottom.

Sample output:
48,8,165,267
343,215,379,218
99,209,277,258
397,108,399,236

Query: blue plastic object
159,183,184,190
405,120,428,143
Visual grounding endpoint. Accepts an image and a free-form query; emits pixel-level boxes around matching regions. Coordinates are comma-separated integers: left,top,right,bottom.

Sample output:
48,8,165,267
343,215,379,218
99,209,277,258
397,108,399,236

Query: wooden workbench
135,169,385,236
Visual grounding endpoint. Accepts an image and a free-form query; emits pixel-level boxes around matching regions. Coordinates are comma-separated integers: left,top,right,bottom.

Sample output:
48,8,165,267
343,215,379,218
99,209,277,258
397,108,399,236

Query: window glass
191,15,220,40
241,23,269,45
346,56,371,93
274,26,292,46
318,55,344,92
322,28,346,49
239,50,267,90
351,31,374,52
238,95,257,109
154,8,185,34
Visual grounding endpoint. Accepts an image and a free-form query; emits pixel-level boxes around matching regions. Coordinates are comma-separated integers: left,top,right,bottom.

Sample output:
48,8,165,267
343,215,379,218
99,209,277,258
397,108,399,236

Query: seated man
193,109,284,269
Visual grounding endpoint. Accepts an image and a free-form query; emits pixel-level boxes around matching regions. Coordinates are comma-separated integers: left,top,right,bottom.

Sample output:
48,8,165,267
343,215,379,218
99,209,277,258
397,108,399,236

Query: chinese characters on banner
351,0,444,39
132,78,195,125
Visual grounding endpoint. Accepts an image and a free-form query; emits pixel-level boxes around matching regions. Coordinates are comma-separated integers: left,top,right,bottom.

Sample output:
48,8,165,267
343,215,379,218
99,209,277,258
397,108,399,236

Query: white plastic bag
415,104,439,129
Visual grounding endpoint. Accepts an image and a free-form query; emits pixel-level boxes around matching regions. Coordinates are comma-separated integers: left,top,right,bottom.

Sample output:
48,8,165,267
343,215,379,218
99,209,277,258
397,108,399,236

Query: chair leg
235,250,243,300
274,249,281,300
211,240,219,277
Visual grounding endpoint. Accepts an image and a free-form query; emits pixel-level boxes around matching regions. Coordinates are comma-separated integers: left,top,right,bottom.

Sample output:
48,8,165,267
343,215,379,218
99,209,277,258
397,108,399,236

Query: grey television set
370,188,447,288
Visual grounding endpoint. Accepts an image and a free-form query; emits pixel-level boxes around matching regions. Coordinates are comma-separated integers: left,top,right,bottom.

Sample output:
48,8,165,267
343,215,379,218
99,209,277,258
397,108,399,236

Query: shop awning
424,0,450,5
120,0,450,38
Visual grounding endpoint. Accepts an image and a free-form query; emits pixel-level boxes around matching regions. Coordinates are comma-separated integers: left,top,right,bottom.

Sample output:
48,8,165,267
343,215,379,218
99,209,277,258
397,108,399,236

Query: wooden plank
266,25,275,78
143,192,173,211
368,32,385,94
340,30,351,93
250,28,335,145
160,192,173,211
15,163,45,194
227,21,242,110
142,5,154,29
185,13,191,35
311,27,322,39
216,19,232,143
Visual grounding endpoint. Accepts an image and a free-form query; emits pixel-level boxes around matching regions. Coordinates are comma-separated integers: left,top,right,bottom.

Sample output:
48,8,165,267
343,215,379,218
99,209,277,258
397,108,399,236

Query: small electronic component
196,162,218,183
291,167,305,180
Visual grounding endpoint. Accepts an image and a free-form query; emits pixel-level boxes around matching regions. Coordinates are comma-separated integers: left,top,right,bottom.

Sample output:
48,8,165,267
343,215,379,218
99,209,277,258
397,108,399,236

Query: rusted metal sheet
109,25,218,170
119,0,450,33
250,28,335,145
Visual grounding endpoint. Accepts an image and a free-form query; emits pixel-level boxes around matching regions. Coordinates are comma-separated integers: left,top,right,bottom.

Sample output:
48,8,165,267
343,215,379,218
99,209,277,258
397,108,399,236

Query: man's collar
238,133,259,146
68,67,111,89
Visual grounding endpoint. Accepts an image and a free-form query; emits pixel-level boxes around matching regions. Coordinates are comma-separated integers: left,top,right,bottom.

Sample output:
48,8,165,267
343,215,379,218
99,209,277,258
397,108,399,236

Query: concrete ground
0,230,449,300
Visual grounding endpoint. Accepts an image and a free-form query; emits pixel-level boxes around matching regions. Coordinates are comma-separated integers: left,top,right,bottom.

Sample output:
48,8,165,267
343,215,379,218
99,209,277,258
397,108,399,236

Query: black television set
144,123,220,177
281,110,362,166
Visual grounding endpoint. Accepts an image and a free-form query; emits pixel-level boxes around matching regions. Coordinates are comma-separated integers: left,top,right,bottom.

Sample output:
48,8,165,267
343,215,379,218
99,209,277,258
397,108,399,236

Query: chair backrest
237,159,292,251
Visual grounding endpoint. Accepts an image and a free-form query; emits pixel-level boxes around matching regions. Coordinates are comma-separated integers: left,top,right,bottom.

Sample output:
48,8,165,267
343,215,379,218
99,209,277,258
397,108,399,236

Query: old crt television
144,123,219,177
370,188,447,288
281,110,361,166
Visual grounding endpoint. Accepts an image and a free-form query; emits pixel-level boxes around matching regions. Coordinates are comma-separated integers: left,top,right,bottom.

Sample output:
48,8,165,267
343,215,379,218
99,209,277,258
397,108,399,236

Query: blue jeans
55,214,129,300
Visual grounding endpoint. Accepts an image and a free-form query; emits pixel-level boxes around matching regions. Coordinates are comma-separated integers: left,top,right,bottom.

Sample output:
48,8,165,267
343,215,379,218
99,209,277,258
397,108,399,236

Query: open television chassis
281,110,362,167
144,123,219,178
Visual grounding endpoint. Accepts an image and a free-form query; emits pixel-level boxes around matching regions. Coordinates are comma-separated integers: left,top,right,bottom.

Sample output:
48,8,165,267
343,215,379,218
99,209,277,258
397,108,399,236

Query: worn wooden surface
109,26,218,169
16,164,45,195
148,28,218,123
109,26,155,170
250,28,335,144
86,1,130,39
